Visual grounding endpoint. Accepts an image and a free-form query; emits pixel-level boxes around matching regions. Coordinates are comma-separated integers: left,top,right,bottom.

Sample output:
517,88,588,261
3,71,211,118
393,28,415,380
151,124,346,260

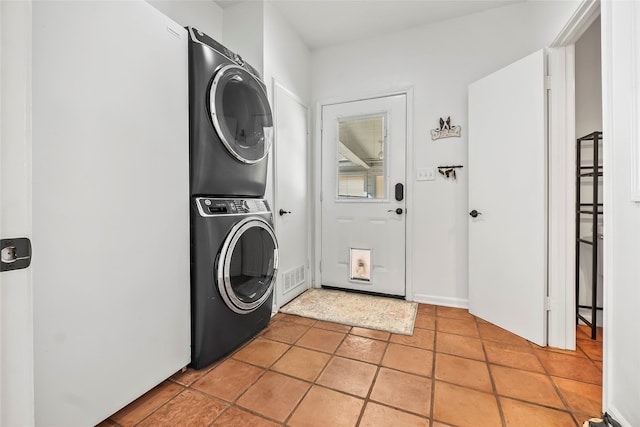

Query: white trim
548,0,604,351
600,0,613,415
0,3,4,421
630,0,640,202
319,87,414,110
313,102,323,288
412,294,468,309
404,88,414,301
547,45,577,350
316,87,414,299
550,0,600,47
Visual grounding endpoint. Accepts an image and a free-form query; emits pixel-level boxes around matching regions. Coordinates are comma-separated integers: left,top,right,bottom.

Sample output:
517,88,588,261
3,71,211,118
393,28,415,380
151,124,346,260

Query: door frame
271,79,312,310
547,0,600,350
314,87,414,299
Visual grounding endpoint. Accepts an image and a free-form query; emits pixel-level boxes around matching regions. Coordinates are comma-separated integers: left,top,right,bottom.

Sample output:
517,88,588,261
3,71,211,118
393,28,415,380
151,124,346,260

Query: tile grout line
531,332,596,426
131,382,187,427
186,318,312,426
281,321,354,426
245,322,317,426
353,333,391,426
429,306,438,427
106,308,602,427
475,315,508,427
201,335,287,426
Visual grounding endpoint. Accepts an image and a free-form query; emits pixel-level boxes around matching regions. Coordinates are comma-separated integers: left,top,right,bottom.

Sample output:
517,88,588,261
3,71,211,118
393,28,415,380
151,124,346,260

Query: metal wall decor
431,116,462,140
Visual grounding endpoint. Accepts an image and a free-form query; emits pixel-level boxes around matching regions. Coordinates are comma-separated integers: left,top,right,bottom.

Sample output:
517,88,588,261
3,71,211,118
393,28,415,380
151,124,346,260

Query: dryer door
209,65,273,164
217,217,279,314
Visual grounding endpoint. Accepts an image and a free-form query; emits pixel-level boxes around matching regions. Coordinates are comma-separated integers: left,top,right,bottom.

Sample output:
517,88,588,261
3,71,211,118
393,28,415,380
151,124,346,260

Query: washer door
209,65,273,164
217,217,278,314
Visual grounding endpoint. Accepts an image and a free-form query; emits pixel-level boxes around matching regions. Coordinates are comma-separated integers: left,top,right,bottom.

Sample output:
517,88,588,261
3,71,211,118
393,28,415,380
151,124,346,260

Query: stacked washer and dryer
187,27,279,369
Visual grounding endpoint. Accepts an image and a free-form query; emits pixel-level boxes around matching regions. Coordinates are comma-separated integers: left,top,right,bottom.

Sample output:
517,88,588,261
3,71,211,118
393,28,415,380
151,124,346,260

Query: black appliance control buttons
208,206,227,214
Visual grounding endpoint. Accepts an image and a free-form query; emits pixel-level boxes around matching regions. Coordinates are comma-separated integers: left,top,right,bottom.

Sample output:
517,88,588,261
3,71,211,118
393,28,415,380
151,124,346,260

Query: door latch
1,238,32,272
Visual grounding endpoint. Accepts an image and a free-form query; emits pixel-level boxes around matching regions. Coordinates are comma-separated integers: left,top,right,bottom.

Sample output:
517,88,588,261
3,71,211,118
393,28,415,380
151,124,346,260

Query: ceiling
218,0,525,50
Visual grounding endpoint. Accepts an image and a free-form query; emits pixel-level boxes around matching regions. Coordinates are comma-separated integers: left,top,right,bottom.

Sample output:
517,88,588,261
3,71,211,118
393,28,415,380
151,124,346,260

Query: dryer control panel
196,198,270,217
188,27,261,80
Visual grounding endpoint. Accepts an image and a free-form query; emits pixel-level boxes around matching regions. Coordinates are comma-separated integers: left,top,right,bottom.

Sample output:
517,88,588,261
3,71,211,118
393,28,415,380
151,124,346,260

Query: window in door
336,114,386,200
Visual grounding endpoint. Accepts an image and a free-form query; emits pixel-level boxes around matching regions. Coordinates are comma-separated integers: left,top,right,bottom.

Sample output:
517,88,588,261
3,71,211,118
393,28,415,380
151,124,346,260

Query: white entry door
273,82,310,307
321,94,407,296
468,49,547,346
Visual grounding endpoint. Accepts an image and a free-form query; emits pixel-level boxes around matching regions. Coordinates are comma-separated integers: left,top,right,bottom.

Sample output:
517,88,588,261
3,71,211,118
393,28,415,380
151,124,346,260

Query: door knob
279,209,291,216
388,208,403,215
469,209,482,218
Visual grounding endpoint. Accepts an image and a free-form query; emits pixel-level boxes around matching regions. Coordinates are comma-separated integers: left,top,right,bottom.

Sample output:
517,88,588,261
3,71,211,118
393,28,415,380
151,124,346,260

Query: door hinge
319,260,322,273
544,75,552,90
545,297,552,311
1,238,32,272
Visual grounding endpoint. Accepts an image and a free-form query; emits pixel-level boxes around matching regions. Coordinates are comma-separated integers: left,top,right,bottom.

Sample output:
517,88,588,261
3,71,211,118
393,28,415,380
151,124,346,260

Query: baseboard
411,294,469,309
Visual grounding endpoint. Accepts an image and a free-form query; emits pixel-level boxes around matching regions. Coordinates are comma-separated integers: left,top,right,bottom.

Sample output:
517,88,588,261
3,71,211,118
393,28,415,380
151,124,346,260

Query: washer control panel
197,198,270,216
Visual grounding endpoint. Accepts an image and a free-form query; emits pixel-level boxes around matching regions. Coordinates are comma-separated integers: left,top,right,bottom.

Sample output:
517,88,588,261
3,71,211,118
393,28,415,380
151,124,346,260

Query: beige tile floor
98,305,603,427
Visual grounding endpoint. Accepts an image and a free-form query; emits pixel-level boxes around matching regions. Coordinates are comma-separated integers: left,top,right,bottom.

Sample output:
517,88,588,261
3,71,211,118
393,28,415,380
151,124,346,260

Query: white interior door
321,94,406,297
273,82,310,307
468,49,547,346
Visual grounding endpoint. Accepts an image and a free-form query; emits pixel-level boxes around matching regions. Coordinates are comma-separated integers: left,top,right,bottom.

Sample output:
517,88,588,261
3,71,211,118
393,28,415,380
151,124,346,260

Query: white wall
576,17,603,138
263,1,312,205
602,1,640,425
222,1,264,76
575,16,604,326
146,0,223,41
263,3,312,104
312,1,580,306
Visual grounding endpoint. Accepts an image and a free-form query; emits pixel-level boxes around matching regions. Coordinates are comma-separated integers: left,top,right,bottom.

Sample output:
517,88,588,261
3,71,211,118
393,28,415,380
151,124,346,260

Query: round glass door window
217,217,278,314
209,65,273,164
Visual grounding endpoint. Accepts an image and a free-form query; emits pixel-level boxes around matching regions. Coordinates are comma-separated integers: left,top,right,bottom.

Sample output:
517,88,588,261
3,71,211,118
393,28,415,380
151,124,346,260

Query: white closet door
468,50,547,346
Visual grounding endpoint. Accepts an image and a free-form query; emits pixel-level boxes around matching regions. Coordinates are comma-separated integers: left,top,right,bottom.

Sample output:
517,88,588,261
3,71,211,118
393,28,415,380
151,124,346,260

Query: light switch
417,168,436,181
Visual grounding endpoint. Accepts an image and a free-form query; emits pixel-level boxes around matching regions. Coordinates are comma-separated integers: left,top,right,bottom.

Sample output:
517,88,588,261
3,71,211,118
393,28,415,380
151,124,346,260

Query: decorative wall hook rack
437,165,463,180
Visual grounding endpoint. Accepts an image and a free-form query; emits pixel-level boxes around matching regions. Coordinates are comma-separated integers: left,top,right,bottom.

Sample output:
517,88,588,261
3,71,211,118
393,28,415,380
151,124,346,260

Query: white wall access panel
32,2,190,425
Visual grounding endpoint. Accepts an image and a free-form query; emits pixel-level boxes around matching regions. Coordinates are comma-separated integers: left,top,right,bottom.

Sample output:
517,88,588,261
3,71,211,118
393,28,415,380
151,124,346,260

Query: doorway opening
573,13,604,368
